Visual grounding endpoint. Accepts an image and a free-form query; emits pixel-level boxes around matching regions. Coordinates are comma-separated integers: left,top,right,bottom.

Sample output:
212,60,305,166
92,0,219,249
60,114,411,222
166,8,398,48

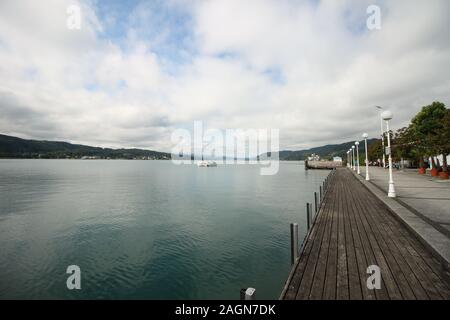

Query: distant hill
0,134,171,159
260,139,378,161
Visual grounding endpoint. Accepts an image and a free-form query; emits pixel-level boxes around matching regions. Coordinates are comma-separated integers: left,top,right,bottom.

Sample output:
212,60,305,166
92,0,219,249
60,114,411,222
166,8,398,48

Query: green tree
410,101,447,168
368,139,383,165
433,109,450,172
392,126,422,166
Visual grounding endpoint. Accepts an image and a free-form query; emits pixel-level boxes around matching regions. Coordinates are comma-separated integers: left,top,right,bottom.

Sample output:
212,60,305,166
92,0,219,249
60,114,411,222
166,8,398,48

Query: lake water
0,159,329,299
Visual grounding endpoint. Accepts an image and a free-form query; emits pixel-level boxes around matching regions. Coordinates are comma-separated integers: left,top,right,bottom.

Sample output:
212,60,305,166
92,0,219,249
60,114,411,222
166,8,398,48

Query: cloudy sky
0,0,449,152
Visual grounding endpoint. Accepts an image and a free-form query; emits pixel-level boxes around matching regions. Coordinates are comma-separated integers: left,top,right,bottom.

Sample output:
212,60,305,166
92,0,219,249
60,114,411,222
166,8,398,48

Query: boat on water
197,160,217,167
197,140,217,167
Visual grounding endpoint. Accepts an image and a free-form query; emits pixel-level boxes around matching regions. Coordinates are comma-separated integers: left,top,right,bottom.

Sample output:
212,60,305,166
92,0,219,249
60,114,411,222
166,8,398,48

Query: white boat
197,140,217,167
197,160,217,167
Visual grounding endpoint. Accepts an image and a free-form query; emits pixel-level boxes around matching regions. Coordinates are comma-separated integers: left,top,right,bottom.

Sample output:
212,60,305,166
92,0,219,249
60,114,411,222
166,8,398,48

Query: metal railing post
314,192,318,213
306,203,311,230
290,223,299,265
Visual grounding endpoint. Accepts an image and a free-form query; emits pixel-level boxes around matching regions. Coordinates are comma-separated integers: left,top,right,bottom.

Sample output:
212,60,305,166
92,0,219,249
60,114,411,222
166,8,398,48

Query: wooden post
320,185,323,201
290,223,299,265
306,203,311,230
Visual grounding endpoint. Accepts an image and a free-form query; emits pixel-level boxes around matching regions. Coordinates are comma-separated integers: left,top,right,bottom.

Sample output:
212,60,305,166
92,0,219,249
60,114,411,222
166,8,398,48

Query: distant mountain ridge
262,139,377,161
0,134,171,159
0,133,376,161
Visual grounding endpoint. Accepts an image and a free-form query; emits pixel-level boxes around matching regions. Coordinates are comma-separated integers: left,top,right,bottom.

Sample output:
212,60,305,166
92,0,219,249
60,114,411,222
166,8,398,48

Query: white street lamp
376,106,386,168
382,110,396,198
346,151,350,168
350,149,353,169
355,141,360,175
348,150,351,168
348,150,353,169
352,146,356,171
362,133,370,181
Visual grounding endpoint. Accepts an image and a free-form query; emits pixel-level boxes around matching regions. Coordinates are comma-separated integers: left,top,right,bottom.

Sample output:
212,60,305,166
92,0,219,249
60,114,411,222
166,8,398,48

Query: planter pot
431,168,439,177
418,167,426,175
439,172,449,180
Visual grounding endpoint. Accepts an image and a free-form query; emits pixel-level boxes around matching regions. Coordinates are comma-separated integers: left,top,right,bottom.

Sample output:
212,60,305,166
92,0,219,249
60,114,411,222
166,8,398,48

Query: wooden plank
341,177,363,300
295,178,336,299
348,173,403,299
356,184,417,299
342,174,375,300
365,198,432,300
282,168,450,300
283,172,335,299
369,198,448,299
322,178,339,299
344,173,390,300
336,179,350,299
308,178,336,299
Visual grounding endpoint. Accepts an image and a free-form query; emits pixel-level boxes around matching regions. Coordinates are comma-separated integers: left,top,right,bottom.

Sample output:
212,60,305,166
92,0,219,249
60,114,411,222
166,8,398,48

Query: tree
433,109,450,173
392,125,426,167
410,101,447,168
393,127,412,162
368,139,383,165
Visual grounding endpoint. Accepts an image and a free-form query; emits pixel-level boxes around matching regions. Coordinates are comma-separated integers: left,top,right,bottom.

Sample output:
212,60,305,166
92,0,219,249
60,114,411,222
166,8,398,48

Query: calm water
0,160,329,299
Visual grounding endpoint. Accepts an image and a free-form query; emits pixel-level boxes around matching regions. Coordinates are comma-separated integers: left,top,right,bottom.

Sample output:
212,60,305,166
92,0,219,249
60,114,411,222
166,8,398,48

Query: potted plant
430,166,439,176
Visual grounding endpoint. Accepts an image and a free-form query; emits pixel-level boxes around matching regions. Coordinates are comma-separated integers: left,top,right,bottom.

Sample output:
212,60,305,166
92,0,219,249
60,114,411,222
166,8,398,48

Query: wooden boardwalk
282,168,450,300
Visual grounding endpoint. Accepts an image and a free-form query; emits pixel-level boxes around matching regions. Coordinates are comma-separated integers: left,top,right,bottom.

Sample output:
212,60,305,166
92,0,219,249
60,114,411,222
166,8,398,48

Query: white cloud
0,0,449,152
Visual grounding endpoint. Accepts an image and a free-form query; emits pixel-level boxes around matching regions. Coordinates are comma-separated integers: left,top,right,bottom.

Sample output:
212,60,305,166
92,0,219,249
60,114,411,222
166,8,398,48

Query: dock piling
290,223,299,265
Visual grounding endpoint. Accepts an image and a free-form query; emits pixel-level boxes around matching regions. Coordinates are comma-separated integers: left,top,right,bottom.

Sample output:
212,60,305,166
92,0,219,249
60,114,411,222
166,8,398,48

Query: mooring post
290,223,299,265
240,288,256,300
320,185,323,201
306,203,311,230
314,192,318,213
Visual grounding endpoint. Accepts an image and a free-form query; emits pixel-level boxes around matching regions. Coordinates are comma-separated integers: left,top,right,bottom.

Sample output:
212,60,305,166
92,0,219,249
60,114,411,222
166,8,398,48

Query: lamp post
355,141,360,175
352,146,356,171
348,150,351,168
376,106,386,168
346,151,349,167
362,133,370,181
350,149,353,169
382,110,396,198
348,151,351,168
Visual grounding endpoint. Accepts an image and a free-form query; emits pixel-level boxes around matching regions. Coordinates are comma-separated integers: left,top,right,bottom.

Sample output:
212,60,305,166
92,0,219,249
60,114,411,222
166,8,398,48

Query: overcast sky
0,0,449,152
